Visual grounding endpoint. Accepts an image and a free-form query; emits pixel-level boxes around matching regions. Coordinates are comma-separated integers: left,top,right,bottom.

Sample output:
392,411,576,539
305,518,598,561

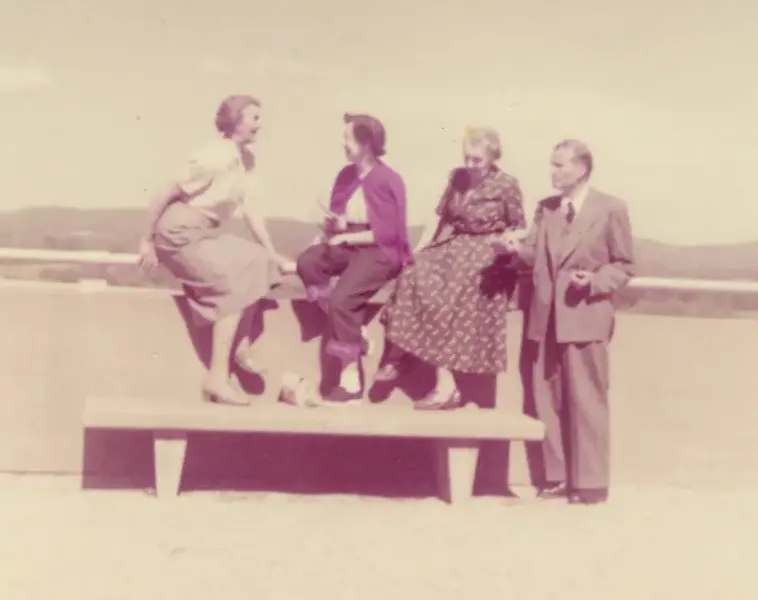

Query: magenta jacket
328,161,413,266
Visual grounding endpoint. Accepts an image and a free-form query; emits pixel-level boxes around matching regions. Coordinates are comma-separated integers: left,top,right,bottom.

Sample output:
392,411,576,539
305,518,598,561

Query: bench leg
435,440,480,504
507,440,537,496
153,431,188,498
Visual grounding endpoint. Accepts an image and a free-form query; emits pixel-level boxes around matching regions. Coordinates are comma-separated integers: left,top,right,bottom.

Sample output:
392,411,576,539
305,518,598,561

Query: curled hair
344,113,386,157
214,94,260,138
463,126,502,161
554,139,594,178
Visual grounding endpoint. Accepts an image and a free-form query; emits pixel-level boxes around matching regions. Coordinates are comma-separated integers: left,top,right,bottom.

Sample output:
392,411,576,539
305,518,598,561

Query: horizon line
3,205,758,248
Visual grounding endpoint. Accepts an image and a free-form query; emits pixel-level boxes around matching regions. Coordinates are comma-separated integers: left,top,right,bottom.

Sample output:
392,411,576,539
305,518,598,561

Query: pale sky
0,0,756,244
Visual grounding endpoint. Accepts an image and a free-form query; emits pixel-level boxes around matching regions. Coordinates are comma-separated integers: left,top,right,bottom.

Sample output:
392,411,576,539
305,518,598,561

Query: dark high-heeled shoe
373,363,401,383
201,378,250,407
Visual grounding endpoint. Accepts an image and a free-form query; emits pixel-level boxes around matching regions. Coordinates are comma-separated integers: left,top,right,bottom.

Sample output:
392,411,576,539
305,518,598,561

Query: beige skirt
154,201,281,325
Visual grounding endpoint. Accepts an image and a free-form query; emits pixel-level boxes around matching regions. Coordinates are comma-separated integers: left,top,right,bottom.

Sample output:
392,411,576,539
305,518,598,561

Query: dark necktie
566,200,576,224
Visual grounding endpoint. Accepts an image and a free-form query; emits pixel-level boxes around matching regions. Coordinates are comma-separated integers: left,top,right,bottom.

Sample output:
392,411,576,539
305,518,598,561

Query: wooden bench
83,397,545,504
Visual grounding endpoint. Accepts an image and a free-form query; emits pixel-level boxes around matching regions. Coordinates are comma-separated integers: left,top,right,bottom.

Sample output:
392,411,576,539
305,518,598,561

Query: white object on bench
83,397,545,504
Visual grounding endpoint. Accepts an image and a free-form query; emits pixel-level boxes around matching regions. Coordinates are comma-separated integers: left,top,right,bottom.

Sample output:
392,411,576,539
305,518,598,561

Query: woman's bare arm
138,182,183,269
143,182,183,240
241,204,295,273
241,203,278,256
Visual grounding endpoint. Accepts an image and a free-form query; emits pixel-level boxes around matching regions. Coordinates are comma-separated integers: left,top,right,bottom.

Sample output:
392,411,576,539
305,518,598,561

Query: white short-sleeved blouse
174,138,259,222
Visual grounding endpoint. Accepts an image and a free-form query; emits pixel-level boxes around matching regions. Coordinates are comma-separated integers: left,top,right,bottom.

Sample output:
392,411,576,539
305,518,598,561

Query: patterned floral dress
381,166,526,374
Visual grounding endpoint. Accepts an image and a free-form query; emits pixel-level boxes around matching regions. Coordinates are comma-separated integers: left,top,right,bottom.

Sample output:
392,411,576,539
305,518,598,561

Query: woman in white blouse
138,94,293,406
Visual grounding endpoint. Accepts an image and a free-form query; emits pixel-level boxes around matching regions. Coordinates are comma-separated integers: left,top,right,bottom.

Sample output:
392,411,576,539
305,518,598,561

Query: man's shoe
568,488,609,505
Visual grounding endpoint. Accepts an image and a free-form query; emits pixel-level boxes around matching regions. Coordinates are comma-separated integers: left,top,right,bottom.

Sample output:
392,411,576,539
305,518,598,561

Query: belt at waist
450,228,506,236
344,222,371,232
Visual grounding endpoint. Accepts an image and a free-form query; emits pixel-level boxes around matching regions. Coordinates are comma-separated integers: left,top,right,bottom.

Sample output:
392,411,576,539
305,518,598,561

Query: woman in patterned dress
138,94,294,407
376,127,526,410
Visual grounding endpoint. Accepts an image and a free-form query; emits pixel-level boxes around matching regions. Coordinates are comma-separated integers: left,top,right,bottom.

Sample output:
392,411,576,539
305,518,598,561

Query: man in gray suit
496,139,634,504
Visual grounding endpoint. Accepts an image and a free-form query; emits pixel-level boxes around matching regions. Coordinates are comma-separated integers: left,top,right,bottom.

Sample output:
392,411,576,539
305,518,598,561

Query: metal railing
0,247,137,265
0,246,756,294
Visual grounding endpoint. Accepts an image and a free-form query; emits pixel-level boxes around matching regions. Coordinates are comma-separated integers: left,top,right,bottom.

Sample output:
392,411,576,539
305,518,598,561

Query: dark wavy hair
214,94,261,138
344,113,386,157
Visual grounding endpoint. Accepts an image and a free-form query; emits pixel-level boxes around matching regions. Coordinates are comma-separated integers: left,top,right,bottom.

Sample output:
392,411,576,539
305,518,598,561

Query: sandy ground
1,289,758,597
0,476,756,600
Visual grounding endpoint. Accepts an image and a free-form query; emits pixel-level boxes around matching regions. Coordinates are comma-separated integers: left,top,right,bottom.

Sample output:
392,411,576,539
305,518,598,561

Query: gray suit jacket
520,188,635,343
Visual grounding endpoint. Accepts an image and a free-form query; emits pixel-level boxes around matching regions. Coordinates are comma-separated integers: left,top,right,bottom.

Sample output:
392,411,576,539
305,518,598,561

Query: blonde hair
463,126,502,161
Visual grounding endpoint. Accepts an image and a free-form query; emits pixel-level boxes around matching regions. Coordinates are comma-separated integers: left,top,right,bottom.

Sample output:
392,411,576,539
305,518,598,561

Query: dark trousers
296,244,401,362
530,316,611,491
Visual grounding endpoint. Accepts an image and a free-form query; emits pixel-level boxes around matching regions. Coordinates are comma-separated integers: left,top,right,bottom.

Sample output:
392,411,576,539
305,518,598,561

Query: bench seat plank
83,396,545,442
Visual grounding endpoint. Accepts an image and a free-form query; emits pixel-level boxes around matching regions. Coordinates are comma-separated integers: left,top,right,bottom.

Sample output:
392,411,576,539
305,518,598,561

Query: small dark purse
429,167,475,243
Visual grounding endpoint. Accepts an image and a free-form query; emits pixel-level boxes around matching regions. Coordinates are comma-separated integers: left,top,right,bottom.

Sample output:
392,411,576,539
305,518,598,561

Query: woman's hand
273,253,296,275
316,199,346,230
325,213,347,234
310,233,326,247
138,238,159,270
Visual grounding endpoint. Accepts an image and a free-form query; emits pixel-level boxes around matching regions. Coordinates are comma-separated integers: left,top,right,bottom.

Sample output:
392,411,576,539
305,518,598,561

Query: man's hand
491,238,521,256
569,269,594,289
491,228,528,256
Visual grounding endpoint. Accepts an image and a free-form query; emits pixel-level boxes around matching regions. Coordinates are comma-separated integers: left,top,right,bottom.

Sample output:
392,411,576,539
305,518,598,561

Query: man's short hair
554,139,593,178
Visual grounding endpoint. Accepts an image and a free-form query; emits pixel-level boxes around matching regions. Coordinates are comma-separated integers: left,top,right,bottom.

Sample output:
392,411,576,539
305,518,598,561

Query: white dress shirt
561,182,590,220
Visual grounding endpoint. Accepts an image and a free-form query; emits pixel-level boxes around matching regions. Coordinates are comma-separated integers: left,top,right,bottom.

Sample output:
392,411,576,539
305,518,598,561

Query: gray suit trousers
530,317,610,490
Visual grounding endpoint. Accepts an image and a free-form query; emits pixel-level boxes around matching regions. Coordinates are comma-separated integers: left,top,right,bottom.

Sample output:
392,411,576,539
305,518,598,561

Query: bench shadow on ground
81,429,517,499
82,295,533,499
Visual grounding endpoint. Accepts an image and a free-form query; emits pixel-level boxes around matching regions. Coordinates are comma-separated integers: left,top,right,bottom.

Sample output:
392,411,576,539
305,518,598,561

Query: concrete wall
0,280,756,496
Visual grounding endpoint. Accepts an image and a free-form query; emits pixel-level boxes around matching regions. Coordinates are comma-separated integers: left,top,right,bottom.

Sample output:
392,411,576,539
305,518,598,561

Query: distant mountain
632,236,758,280
0,206,417,259
1,206,756,282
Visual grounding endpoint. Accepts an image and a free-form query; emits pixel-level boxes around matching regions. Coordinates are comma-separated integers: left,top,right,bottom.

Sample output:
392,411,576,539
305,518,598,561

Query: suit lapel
543,207,564,274
531,196,561,276
558,189,605,267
